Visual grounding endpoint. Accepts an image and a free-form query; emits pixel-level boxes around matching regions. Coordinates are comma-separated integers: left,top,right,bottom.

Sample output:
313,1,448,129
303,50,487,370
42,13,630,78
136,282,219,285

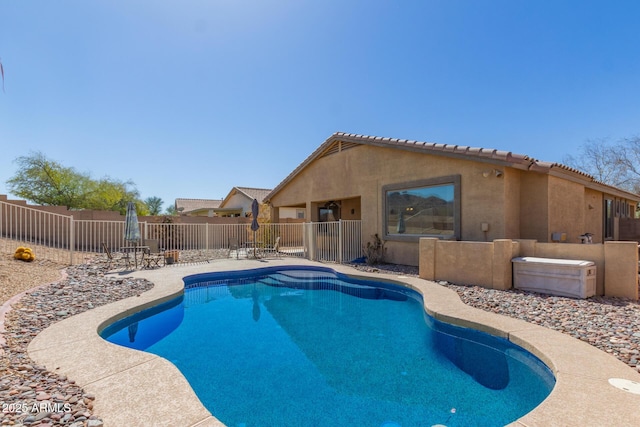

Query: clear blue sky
2,1,639,212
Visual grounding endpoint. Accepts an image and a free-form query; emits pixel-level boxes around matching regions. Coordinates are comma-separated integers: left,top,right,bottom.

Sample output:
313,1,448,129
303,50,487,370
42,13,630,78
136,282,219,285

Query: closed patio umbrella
250,199,260,257
397,210,406,234
124,201,141,244
128,322,139,343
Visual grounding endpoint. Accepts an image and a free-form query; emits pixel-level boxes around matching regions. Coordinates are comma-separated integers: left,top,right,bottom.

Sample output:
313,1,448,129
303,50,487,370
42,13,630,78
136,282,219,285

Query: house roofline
220,187,273,208
264,132,640,203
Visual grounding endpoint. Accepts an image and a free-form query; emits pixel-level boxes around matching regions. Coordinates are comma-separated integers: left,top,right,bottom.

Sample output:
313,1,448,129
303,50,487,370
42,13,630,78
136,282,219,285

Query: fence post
305,222,314,261
69,216,75,265
206,223,209,250
338,219,343,264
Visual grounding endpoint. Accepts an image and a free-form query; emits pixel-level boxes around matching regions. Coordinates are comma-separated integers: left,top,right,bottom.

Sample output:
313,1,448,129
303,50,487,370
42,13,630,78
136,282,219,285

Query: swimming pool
101,266,555,426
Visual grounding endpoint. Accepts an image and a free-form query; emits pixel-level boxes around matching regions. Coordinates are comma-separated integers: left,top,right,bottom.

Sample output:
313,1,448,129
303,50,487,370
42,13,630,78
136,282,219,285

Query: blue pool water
101,266,555,427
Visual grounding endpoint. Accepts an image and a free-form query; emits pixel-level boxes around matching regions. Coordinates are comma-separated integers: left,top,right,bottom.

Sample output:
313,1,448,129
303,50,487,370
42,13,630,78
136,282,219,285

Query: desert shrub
363,234,386,265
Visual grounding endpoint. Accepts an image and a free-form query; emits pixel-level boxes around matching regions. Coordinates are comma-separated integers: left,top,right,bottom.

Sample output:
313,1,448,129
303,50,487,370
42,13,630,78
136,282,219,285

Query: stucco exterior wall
548,176,586,243
503,168,521,239
460,164,507,242
340,197,361,221
584,188,603,243
519,173,549,241
432,240,495,287
384,241,420,267
604,241,639,299
222,193,251,216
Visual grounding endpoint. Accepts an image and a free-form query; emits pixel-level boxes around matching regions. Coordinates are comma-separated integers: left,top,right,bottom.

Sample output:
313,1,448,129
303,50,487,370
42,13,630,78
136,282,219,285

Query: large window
383,175,461,241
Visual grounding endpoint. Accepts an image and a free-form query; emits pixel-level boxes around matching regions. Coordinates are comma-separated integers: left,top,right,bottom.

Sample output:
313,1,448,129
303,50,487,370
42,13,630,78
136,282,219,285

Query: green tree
6,151,144,212
145,196,164,215
7,152,92,209
165,204,178,216
84,177,143,214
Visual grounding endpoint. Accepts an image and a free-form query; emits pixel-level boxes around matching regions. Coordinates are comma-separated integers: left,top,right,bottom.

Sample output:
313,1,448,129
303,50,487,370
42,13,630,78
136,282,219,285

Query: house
175,198,223,217
265,132,640,266
175,188,272,218
216,187,272,218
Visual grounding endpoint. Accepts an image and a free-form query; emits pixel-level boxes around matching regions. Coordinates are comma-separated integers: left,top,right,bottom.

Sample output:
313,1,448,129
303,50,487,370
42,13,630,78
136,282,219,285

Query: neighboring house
175,198,223,217
265,132,640,266
216,187,273,218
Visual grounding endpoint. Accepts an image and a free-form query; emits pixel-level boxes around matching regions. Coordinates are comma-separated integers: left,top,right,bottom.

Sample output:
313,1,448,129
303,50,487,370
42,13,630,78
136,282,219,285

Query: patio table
120,246,149,269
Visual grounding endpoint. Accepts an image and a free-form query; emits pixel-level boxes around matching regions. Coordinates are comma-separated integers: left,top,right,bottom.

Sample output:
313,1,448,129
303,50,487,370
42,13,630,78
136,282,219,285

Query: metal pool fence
0,200,363,265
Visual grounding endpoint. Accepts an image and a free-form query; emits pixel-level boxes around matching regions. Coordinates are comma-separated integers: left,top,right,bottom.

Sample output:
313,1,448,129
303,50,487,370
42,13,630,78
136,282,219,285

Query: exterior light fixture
483,169,503,178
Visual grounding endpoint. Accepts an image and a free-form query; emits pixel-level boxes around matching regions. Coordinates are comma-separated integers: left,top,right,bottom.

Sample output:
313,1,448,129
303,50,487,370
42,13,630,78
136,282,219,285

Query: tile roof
174,198,223,214
234,187,273,203
265,132,639,201
218,187,273,209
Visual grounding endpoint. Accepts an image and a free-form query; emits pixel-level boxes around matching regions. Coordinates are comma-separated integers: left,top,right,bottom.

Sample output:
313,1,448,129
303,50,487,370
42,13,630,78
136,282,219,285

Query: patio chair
228,237,241,259
102,242,125,270
262,236,282,258
143,239,165,268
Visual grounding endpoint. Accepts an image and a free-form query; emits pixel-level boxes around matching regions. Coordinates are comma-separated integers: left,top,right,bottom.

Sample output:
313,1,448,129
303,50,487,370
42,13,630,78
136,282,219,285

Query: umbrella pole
253,230,256,258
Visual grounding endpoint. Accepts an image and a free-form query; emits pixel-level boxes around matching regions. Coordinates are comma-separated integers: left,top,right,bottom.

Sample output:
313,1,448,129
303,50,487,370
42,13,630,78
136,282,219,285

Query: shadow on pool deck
27,257,640,427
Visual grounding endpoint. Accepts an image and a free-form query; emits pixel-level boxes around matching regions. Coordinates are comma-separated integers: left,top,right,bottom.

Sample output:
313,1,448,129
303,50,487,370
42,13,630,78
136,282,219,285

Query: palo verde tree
7,152,92,209
6,151,145,212
84,177,146,214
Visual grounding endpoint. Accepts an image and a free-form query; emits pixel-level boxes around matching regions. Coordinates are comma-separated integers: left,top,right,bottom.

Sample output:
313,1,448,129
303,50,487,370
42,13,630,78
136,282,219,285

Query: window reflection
386,184,455,236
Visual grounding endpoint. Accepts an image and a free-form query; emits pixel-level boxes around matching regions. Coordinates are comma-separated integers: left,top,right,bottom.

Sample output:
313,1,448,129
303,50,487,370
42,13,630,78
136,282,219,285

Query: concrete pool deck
27,258,640,426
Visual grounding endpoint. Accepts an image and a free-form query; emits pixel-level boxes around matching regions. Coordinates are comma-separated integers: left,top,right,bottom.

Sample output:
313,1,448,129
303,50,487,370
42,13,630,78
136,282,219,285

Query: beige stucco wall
604,241,639,299
432,240,495,287
503,168,521,239
461,164,507,242
340,197,361,221
385,241,420,267
519,173,549,242
584,188,603,243
420,238,517,290
420,238,638,300
548,176,586,243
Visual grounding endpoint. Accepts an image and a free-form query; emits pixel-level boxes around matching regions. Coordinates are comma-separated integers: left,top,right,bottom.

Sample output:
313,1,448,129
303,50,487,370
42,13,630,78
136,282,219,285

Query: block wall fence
419,238,638,300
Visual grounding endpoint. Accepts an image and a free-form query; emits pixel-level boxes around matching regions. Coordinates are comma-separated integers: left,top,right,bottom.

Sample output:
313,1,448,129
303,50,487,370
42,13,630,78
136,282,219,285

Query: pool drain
608,378,640,395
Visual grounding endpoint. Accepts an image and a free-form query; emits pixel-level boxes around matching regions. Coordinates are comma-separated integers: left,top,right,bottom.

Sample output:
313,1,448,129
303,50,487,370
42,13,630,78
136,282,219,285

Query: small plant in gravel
363,234,386,265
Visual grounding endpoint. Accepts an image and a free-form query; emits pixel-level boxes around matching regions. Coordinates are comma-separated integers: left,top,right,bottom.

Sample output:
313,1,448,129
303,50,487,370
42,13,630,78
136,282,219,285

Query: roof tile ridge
236,186,272,191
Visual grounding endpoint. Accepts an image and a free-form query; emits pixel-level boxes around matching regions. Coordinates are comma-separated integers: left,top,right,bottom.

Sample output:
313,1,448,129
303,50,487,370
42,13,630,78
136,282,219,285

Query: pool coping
26,258,640,426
